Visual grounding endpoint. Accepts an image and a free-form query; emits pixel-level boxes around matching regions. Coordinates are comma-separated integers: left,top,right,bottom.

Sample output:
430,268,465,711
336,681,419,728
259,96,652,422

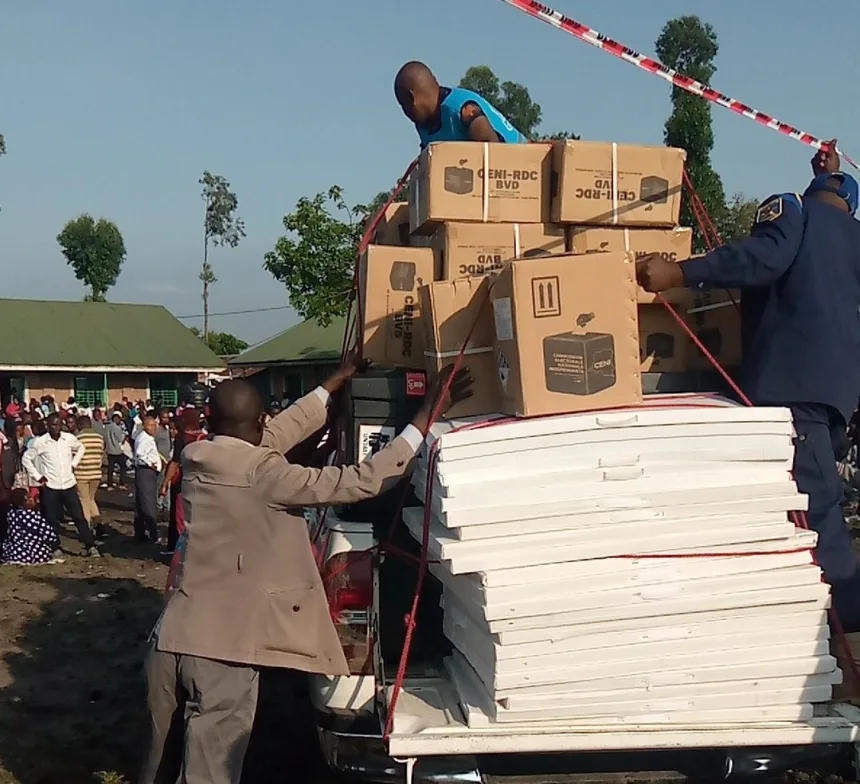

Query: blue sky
1,0,857,345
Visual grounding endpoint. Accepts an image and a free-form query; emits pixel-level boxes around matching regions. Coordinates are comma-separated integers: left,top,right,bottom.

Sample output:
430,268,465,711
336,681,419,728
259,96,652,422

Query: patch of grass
93,773,129,784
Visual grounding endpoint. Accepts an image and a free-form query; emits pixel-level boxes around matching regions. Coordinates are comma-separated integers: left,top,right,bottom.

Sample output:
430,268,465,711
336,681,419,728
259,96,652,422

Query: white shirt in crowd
134,430,162,471
22,432,86,490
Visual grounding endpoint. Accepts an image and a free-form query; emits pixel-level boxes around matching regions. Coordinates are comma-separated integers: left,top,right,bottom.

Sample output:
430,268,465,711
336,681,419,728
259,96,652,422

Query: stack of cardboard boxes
358,140,741,419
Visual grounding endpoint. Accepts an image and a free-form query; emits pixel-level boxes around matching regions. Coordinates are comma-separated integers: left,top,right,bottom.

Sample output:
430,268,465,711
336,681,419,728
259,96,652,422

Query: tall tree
56,214,126,302
200,171,246,341
189,327,248,356
264,186,364,326
0,134,5,156
655,16,727,252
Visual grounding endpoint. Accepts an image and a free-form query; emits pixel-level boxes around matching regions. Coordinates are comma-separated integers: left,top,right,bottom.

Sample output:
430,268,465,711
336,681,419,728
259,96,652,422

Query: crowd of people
0,393,210,564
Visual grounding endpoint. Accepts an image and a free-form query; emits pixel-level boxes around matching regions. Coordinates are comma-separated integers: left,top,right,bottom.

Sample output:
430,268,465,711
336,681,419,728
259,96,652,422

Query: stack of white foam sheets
403,395,838,727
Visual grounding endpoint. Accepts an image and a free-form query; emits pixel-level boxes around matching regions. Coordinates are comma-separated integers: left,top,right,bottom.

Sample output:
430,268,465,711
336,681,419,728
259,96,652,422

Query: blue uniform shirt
682,193,860,423
417,87,527,149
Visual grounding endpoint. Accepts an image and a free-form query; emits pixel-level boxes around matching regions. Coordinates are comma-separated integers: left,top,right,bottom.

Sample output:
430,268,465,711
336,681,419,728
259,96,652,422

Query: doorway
0,375,26,410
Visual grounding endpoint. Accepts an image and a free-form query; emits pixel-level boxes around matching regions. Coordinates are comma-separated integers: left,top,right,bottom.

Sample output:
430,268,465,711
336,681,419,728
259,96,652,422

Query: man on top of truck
636,142,860,630
394,61,527,148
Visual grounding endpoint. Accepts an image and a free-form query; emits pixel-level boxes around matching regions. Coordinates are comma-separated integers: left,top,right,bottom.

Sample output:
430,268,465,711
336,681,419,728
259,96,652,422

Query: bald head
395,61,441,126
209,380,265,444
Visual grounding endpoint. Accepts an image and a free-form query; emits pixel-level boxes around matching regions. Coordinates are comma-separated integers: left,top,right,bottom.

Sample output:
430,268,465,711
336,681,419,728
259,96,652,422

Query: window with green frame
150,376,179,409
73,375,105,408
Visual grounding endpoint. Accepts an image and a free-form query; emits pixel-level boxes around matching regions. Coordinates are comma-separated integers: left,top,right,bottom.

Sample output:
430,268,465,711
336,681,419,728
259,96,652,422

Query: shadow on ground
0,575,162,783
0,574,342,783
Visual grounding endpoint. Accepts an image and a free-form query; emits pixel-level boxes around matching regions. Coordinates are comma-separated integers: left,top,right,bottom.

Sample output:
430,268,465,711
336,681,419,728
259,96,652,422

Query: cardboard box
359,245,436,367
419,276,501,417
567,226,693,303
684,289,742,372
490,252,642,417
409,142,553,234
638,299,694,373
375,202,410,246
552,141,686,227
432,222,567,280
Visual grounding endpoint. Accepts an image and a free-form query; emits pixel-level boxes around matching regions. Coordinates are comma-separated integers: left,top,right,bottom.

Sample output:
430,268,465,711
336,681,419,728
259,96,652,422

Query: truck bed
385,674,860,758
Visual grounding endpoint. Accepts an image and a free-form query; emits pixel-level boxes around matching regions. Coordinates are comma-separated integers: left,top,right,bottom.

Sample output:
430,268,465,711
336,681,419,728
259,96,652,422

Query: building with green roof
229,316,346,403
0,299,225,409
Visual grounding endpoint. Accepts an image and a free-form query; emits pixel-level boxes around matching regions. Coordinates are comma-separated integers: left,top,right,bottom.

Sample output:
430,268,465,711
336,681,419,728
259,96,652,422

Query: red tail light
323,552,373,674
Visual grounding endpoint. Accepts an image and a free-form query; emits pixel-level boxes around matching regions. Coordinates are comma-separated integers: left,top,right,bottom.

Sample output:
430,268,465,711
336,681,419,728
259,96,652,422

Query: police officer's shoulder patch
754,193,802,225
755,196,784,224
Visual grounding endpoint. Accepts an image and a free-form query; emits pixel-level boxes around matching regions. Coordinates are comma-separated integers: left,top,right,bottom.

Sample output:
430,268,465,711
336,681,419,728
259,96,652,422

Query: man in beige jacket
140,360,470,784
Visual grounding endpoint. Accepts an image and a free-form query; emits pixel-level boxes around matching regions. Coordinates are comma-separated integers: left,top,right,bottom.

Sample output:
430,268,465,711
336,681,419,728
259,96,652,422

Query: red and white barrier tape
496,0,857,170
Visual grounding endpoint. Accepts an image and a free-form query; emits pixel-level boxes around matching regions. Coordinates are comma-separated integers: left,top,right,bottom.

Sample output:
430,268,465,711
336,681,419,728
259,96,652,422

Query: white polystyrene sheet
488,593,832,647
441,593,828,665
422,480,802,527
484,566,822,621
403,507,800,572
417,466,792,514
443,606,829,671
420,421,796,466
414,515,804,567
444,653,828,726
452,629,831,692
406,507,793,560
445,650,840,712
385,680,860,758
477,649,838,700
443,494,809,542
445,563,824,623
500,671,842,711
442,547,816,607
424,435,794,488
417,458,795,500
423,396,792,456
446,582,832,638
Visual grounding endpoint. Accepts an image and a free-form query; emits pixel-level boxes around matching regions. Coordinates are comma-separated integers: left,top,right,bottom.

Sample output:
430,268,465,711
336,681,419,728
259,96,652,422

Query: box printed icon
444,160,475,195
543,332,617,396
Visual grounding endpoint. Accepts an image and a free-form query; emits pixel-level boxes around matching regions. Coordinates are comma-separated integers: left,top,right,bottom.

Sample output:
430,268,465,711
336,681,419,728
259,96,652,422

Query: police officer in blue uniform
637,144,860,629
394,61,527,148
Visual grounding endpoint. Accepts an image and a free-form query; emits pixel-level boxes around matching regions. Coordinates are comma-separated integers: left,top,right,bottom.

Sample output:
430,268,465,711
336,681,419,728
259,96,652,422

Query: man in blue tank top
637,143,860,630
394,61,527,148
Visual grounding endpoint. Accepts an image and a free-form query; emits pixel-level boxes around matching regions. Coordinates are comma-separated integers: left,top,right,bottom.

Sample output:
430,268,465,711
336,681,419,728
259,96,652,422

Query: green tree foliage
719,193,760,244
200,171,246,340
0,134,5,156
56,214,126,302
458,65,578,142
263,186,365,326
189,326,248,356
460,66,542,139
655,16,727,251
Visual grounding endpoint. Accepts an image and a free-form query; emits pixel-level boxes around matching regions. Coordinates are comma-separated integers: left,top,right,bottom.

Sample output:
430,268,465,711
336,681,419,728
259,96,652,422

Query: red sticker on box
405,372,426,397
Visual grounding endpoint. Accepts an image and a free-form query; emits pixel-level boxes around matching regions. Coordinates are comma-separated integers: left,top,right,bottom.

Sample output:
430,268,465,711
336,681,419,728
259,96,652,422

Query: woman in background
1,488,62,566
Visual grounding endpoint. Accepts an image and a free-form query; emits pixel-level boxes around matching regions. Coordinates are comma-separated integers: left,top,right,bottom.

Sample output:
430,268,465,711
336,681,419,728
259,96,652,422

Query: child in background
1,488,62,565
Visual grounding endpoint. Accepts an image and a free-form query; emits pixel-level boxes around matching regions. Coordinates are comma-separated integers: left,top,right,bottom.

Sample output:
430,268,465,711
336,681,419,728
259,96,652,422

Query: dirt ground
0,488,340,784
